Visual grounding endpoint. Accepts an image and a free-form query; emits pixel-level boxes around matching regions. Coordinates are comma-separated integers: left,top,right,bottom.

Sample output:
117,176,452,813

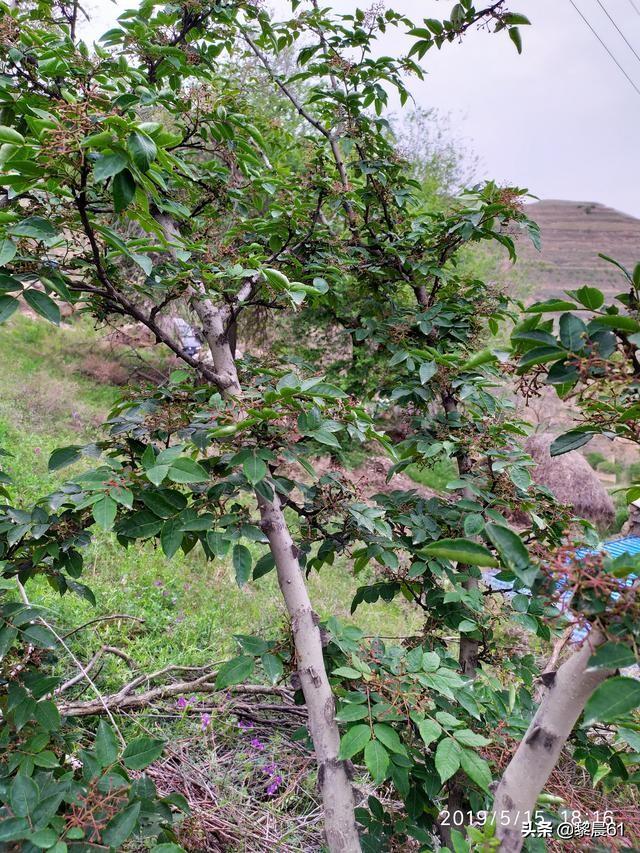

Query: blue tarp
575,535,640,562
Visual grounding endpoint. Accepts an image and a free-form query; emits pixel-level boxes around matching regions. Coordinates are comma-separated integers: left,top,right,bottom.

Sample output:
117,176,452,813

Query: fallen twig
59,677,293,717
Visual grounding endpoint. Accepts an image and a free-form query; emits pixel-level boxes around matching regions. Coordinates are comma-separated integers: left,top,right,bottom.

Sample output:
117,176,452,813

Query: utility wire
568,0,640,97
628,0,640,18
595,0,640,65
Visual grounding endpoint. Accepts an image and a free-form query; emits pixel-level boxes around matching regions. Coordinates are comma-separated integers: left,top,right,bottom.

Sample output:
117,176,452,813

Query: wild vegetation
0,2,639,852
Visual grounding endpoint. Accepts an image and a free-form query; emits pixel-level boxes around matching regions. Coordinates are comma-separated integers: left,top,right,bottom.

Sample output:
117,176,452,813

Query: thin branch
61,613,144,640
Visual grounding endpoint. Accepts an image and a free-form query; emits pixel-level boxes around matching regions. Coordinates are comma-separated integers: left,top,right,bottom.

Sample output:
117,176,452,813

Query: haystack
524,433,615,527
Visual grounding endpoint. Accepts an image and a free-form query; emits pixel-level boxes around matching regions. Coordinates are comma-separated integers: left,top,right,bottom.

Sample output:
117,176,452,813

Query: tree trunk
190,281,361,851
257,491,360,851
493,630,610,852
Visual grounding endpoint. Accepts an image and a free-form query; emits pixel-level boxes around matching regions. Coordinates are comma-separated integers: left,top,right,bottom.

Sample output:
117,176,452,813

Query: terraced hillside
513,199,640,300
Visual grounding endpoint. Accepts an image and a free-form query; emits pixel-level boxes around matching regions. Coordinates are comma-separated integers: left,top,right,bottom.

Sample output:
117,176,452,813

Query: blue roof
575,535,640,561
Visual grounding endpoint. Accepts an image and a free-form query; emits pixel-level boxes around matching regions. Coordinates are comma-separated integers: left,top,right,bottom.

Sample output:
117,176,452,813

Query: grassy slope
0,315,419,693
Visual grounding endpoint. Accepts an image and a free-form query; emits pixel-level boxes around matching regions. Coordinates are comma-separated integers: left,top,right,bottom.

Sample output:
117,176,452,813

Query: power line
568,0,640,97
595,0,640,66
628,0,640,18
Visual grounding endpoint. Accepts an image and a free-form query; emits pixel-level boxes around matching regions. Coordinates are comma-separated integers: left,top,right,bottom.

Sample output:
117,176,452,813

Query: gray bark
257,491,360,852
493,630,611,852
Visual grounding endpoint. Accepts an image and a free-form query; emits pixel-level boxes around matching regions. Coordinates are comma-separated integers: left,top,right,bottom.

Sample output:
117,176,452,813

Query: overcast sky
83,0,640,217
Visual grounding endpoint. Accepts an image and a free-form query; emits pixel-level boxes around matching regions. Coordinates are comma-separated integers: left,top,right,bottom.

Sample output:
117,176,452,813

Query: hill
513,199,640,300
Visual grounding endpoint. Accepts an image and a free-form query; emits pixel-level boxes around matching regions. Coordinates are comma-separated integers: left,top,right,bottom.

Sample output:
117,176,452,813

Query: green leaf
233,544,252,586
261,652,283,684
575,285,604,310
23,289,60,324
508,26,522,53
584,677,640,723
94,151,127,182
0,624,18,659
207,531,231,558
243,454,268,485
146,464,169,486
559,313,587,352
10,775,39,817
160,519,183,558
364,739,389,783
0,125,25,145
23,625,58,651
435,738,460,783
338,724,371,759
95,720,119,766
527,299,577,313
459,748,492,791
332,666,363,679
421,538,498,567
373,723,407,755
92,495,117,530
128,131,157,172
113,168,136,212
463,513,484,537
168,457,209,483
141,489,186,518
618,727,640,752
588,642,636,670
0,818,29,842
417,719,442,747
453,728,491,747
0,295,19,323
591,313,640,332
215,655,254,689
28,828,58,848
11,217,58,239
122,736,164,769
517,345,563,372
48,445,82,471
102,801,141,847
118,510,162,539
33,699,60,731
550,429,594,456
419,361,437,384
335,704,369,722
234,634,270,654
484,524,530,576
309,428,341,448
0,238,17,266
253,552,275,579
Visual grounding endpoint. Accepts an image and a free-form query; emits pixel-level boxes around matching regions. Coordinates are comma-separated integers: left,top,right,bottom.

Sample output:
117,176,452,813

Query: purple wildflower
266,775,283,796
153,580,163,587
238,719,253,731
201,713,212,731
176,696,188,710
250,737,265,751
262,763,277,776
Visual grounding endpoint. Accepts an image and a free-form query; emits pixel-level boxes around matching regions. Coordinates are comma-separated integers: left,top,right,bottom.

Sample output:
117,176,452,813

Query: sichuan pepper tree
3,1,639,851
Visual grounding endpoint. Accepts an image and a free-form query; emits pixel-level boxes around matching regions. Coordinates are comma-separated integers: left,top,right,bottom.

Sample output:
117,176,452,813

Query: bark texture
258,492,360,852
493,631,611,852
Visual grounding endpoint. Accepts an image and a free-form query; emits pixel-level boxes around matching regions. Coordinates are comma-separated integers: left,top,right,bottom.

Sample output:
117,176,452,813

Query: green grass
405,457,457,492
0,313,421,690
